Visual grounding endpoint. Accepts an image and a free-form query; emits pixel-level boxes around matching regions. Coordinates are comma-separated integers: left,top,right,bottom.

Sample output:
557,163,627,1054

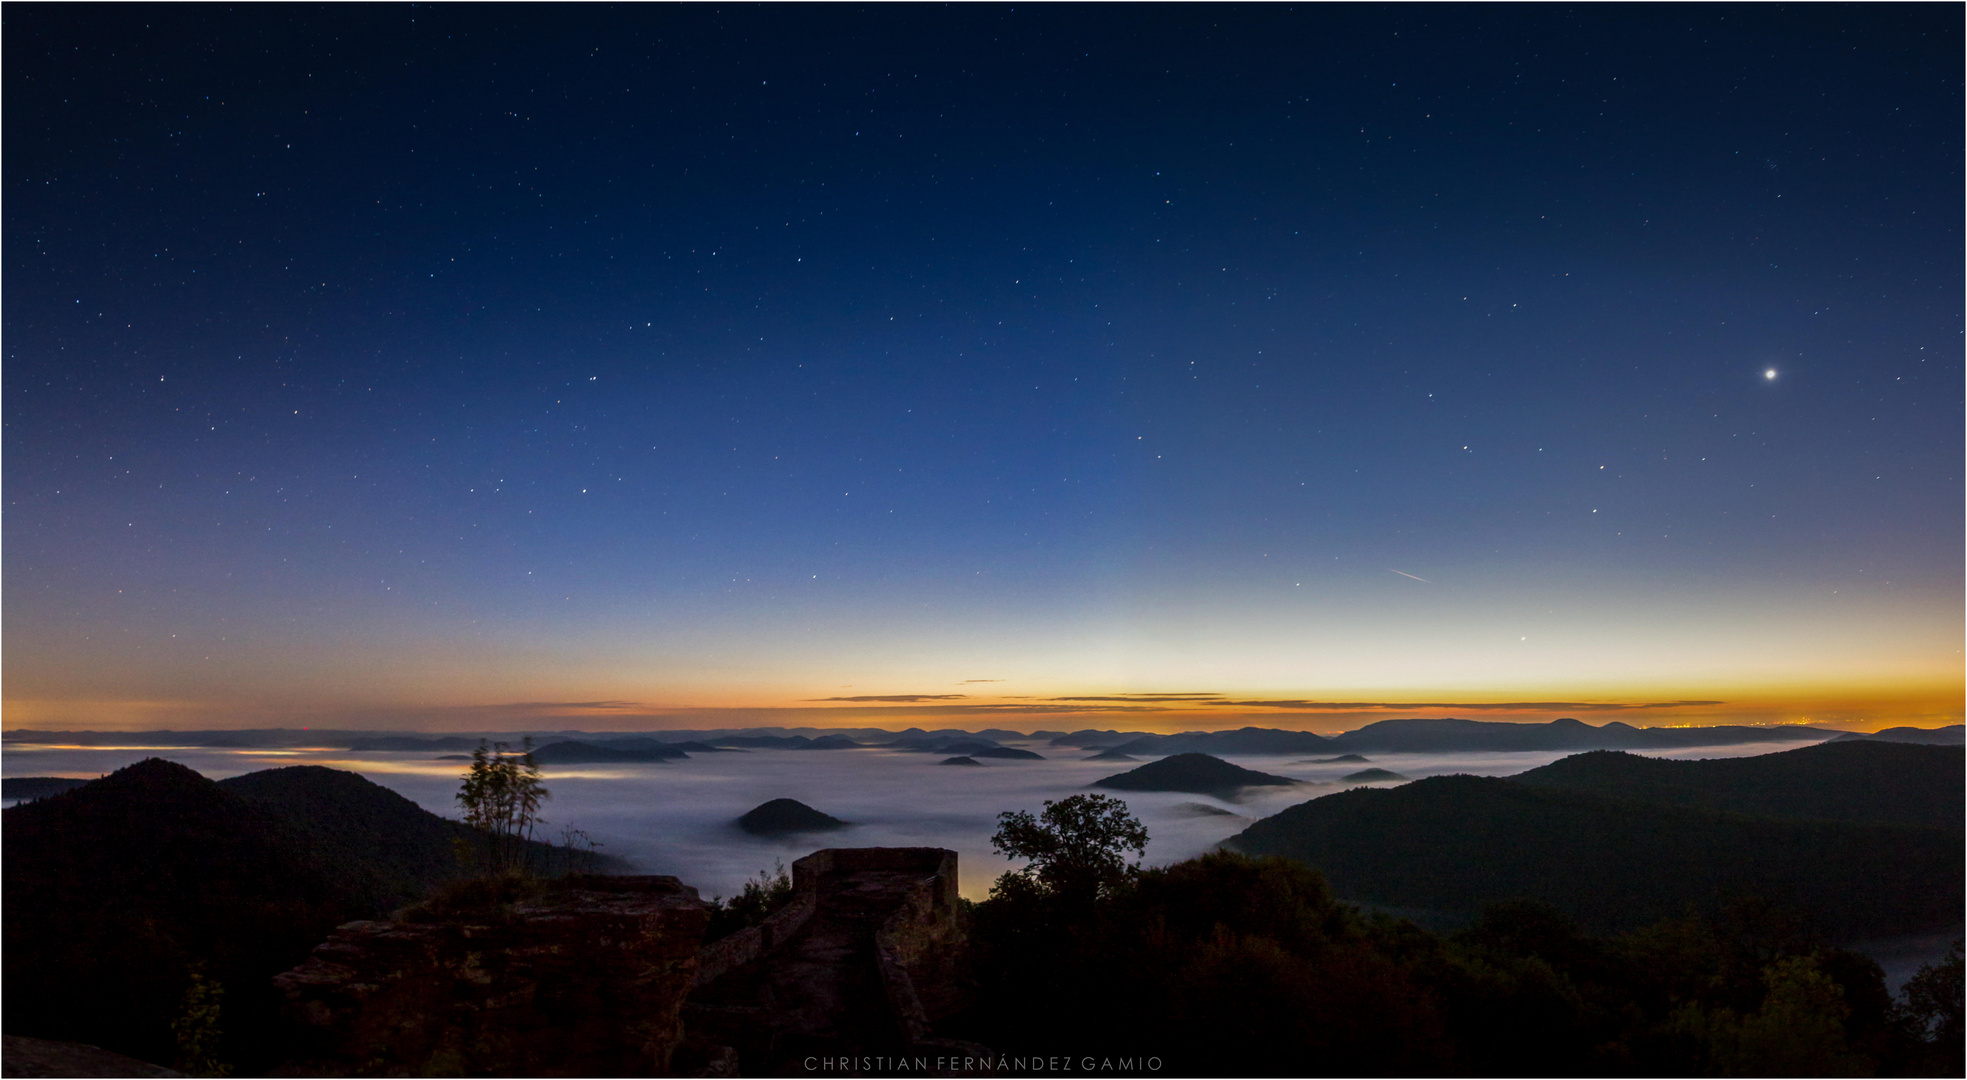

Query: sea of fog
12,732,1958,989
0,735,1821,902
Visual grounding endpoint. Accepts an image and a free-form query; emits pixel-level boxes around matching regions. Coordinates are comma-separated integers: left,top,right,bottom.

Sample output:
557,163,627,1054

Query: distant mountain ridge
4,717,1897,754
1828,724,1964,746
1071,718,1846,758
1323,717,1837,753
528,740,689,765
1106,726,1335,756
1,777,92,801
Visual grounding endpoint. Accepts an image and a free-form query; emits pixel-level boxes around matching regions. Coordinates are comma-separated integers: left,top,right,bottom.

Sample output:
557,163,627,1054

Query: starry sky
6,6,1960,734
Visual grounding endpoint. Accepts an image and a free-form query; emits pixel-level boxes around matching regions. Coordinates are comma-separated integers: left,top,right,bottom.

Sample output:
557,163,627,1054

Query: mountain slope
1828,724,1965,746
1227,774,1961,939
4,759,613,1067
1511,741,1962,827
4,760,373,1065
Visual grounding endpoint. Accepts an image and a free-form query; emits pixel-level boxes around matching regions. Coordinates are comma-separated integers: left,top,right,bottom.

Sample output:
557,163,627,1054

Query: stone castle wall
272,875,709,1077
269,851,972,1076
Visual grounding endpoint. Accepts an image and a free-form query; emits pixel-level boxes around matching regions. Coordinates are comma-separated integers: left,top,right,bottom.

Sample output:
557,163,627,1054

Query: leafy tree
455,738,549,877
1670,954,1873,1077
171,969,230,1077
706,861,798,942
959,850,1452,1075
1901,939,1963,1043
1899,940,1964,1075
990,793,1147,903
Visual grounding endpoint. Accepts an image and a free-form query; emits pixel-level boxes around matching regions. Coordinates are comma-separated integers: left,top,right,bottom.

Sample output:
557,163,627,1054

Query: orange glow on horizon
4,677,1959,736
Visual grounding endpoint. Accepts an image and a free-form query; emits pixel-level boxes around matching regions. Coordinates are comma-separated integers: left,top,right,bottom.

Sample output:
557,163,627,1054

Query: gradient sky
6,6,1960,734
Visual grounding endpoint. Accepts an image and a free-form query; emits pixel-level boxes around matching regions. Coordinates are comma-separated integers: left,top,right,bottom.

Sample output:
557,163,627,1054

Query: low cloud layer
3,736,1830,903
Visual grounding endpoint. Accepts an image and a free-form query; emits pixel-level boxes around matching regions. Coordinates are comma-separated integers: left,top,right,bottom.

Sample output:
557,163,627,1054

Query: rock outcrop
0,1034,184,1077
271,875,710,1077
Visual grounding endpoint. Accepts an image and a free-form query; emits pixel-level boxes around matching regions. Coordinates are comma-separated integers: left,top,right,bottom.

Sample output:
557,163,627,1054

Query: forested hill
1511,741,1963,827
1227,774,1962,940
1092,753,1298,797
3,759,612,1069
216,764,620,903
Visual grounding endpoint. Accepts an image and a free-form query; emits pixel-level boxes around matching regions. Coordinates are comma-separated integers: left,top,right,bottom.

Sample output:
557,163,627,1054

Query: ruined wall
856,849,966,1036
691,881,818,988
272,875,709,1077
686,847,977,1072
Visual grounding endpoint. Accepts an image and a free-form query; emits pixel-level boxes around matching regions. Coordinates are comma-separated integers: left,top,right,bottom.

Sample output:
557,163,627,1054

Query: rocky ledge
271,875,710,1077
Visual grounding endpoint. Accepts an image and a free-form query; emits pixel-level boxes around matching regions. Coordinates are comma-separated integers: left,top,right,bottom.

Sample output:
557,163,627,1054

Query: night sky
6,6,1960,734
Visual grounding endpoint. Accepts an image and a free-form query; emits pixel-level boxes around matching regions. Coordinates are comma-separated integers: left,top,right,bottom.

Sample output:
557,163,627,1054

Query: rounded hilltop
736,798,849,837
1093,753,1298,799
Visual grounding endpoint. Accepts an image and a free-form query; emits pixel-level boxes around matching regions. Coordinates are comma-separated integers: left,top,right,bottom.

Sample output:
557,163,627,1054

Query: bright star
1765,369,1777,380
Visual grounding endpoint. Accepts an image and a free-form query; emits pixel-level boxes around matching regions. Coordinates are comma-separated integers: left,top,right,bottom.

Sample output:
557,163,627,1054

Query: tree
990,793,1148,902
1900,939,1964,1075
171,968,229,1078
706,861,798,942
1671,954,1873,1077
456,738,550,877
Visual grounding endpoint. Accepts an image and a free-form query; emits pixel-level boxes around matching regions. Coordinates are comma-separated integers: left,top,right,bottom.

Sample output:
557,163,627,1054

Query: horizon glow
5,9,1960,736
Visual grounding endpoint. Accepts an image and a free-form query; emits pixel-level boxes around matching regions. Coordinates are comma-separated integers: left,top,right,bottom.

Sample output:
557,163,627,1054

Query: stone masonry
687,847,983,1075
271,875,710,1077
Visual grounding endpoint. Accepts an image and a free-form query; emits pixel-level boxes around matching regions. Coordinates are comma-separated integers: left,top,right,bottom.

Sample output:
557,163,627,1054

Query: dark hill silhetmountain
806,734,863,750
1047,729,1141,749
1306,754,1370,764
1172,802,1243,817
1827,724,1964,746
971,745,1044,760
1511,740,1963,827
527,739,688,765
215,764,618,899
736,798,849,836
4,758,609,1069
890,737,1012,756
1322,716,1831,754
1094,753,1298,798
1228,772,1962,940
1,776,91,801
1085,748,1136,761
710,734,859,750
940,756,982,766
1341,768,1409,783
1106,727,1334,757
345,735,482,752
661,740,746,753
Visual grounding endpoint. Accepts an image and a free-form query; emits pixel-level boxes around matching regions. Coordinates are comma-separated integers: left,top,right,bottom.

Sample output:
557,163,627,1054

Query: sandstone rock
272,875,709,1077
0,1034,182,1078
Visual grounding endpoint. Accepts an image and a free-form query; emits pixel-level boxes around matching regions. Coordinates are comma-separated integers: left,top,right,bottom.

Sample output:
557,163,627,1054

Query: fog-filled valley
5,722,1955,904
